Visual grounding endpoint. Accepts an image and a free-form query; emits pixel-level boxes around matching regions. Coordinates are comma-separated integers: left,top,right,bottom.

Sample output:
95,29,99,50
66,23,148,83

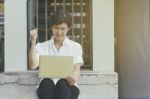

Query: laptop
39,55,73,78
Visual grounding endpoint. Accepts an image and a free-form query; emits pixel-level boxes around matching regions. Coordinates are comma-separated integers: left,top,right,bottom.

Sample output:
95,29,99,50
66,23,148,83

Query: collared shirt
35,37,83,86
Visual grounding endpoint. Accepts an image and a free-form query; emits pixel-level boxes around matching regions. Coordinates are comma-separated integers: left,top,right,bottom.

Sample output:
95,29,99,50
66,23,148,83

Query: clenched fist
30,28,38,42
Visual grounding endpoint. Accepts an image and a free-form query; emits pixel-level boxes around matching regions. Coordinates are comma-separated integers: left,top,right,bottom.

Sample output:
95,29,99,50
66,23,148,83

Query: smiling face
52,23,69,42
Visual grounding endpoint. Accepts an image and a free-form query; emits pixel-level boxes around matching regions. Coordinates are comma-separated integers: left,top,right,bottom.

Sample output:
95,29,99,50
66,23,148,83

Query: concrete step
0,71,118,99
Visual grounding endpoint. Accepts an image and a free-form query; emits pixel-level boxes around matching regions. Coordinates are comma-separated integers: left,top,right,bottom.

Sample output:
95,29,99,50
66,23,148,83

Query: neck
54,39,63,45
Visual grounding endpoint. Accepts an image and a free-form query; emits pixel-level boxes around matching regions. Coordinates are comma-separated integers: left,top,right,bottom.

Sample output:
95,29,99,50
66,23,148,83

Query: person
29,9,83,99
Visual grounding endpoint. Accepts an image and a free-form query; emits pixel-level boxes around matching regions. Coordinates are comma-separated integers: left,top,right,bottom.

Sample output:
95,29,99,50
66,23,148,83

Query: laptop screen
39,55,73,78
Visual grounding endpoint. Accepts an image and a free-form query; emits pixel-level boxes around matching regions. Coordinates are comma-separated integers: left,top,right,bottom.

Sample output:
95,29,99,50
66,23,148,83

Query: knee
39,78,55,89
37,78,55,99
55,79,71,98
56,79,69,88
72,86,80,96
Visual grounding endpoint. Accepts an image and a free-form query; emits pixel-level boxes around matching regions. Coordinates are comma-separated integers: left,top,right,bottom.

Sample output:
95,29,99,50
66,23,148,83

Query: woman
29,9,83,99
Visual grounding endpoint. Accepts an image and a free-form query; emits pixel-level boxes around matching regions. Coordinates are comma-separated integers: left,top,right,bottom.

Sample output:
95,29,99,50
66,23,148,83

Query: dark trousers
36,78,80,99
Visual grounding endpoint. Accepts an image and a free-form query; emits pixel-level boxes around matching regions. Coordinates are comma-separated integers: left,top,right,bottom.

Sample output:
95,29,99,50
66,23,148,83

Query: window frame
27,0,93,70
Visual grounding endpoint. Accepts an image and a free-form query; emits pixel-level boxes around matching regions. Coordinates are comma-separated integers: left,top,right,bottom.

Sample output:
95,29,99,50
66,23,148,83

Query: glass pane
0,1,4,72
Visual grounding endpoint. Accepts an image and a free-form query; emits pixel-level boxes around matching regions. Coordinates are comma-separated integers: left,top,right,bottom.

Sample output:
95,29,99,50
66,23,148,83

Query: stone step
0,71,118,99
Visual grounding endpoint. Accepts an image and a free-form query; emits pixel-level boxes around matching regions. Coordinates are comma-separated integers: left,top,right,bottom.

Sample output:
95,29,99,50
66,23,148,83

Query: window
0,1,4,72
27,0,92,69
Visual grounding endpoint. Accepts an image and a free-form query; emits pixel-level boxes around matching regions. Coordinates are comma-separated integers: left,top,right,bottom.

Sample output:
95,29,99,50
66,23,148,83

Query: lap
37,78,80,99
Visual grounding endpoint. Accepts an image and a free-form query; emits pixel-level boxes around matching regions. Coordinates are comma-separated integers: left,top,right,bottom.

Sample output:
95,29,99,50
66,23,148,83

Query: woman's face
52,23,69,41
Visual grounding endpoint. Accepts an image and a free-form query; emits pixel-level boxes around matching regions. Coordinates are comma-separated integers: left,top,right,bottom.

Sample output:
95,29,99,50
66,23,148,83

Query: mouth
55,34,64,39
55,34,62,38
55,32,65,37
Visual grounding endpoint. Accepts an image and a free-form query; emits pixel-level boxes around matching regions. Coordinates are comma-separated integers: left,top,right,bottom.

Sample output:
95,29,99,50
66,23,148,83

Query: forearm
29,41,39,70
66,64,81,86
72,64,81,81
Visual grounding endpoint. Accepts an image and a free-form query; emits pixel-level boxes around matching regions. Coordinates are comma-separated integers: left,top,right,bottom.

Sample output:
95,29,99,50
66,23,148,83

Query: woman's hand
66,75,76,86
30,28,38,42
66,64,81,86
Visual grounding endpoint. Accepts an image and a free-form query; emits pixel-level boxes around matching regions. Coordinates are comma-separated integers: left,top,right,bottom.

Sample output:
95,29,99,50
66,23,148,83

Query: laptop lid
39,55,73,78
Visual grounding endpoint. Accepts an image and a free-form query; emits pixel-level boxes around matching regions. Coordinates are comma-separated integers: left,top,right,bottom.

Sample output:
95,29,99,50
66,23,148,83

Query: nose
54,28,62,33
57,29,62,32
55,29,63,34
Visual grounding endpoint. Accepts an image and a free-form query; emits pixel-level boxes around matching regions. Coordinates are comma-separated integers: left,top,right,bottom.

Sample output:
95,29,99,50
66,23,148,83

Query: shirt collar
63,37,70,46
50,37,70,48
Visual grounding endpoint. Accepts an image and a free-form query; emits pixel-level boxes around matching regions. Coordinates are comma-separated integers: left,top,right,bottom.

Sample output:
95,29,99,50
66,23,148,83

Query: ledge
0,71,118,85
0,71,118,99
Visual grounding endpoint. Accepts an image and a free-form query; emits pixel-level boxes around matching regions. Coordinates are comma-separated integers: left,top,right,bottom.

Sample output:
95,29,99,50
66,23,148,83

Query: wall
5,0,115,73
93,0,114,72
5,0,27,71
115,0,150,98
3,0,118,98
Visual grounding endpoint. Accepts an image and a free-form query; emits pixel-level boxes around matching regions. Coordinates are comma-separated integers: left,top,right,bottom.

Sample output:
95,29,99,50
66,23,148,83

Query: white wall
5,0,27,71
4,0,114,72
93,0,114,72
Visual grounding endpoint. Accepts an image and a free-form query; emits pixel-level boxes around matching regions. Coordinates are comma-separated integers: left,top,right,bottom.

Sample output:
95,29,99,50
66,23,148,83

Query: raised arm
29,28,39,70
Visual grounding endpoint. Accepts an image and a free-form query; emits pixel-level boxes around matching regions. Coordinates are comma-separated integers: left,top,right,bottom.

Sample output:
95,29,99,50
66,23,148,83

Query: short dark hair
49,9,72,27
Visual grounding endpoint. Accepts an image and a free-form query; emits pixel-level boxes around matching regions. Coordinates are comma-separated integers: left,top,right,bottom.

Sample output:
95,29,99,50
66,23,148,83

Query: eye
62,28,68,30
55,27,59,29
61,28,66,31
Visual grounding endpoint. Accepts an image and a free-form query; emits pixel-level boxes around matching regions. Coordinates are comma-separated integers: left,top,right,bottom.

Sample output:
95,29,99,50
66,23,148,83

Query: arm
66,63,81,86
29,28,39,70
66,44,83,86
72,63,81,81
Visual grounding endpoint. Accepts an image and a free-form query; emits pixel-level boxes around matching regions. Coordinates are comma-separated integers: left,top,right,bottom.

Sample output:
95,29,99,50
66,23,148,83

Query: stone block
0,71,118,99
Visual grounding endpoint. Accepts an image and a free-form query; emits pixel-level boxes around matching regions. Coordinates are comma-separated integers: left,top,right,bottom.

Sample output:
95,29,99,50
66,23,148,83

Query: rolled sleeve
73,44,84,65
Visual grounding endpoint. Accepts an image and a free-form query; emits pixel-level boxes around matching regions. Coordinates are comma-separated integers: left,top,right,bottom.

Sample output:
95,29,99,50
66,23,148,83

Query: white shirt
35,37,83,86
